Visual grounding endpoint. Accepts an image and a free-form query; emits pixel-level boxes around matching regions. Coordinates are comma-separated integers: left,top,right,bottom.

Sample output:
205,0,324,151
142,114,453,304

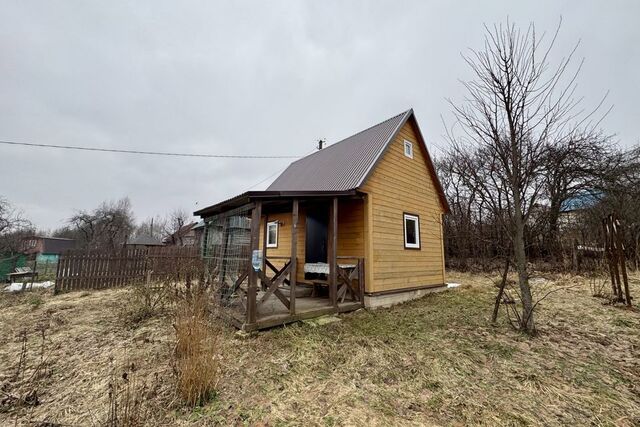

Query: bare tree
68,198,135,250
541,131,612,260
0,197,32,254
163,209,191,245
581,144,640,268
446,20,608,334
135,216,168,240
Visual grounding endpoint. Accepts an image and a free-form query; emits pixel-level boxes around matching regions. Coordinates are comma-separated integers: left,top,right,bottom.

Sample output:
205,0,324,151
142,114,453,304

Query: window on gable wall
403,140,413,158
266,221,278,248
403,213,420,249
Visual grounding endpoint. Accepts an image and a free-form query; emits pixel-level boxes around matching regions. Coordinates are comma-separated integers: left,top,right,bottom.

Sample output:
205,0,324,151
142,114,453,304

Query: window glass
404,140,413,158
404,214,420,248
267,221,278,247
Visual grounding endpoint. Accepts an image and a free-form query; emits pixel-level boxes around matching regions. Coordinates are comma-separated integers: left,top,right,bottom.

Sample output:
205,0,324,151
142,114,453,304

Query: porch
198,191,366,331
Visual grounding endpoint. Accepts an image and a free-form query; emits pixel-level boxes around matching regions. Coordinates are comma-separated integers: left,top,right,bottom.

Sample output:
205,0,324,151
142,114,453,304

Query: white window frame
403,213,420,249
266,221,278,248
403,140,414,159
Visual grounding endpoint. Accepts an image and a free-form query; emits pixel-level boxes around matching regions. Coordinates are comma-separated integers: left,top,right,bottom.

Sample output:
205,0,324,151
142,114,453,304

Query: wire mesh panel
202,204,253,315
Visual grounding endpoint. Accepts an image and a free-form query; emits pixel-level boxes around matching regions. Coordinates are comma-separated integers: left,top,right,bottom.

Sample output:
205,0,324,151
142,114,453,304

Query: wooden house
195,109,449,330
22,236,76,263
163,221,205,247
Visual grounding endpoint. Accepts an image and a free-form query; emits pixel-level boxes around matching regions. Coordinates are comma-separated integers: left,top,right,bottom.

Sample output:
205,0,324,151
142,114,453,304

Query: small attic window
403,140,414,159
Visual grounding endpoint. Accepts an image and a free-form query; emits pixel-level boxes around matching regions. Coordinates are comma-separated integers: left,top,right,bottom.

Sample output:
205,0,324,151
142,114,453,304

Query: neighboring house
163,221,204,247
195,109,449,330
125,235,164,249
559,192,600,229
22,236,76,263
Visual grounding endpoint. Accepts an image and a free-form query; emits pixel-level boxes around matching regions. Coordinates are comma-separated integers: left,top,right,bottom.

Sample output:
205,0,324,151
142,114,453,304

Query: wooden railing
257,256,293,311
336,256,365,304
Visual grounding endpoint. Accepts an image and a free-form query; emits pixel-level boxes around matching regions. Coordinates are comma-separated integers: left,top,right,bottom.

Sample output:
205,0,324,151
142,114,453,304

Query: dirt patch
1,272,639,425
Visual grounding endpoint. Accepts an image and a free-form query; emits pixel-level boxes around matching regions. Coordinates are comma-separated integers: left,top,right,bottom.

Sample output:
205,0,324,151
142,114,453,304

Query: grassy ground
1,272,639,426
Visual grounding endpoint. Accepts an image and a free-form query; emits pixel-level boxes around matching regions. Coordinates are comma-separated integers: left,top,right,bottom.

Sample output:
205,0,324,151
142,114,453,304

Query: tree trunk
547,201,562,263
513,202,535,334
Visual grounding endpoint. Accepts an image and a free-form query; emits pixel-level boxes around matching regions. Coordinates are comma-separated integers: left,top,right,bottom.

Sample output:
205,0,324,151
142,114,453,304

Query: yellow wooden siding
259,209,307,283
360,120,445,292
337,199,365,258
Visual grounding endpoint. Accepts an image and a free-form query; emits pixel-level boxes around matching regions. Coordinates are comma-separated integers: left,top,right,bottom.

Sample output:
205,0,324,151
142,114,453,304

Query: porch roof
194,189,359,217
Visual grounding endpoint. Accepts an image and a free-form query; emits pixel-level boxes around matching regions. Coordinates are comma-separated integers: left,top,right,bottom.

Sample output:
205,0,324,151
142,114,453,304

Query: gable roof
195,109,450,217
268,110,410,192
267,109,449,212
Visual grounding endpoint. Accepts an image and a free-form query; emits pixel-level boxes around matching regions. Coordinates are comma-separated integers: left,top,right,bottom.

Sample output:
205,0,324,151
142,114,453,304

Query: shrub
119,280,172,327
27,294,44,310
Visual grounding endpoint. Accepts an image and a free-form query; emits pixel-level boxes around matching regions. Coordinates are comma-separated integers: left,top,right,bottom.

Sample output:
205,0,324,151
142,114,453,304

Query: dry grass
0,272,639,426
173,293,222,407
0,288,175,426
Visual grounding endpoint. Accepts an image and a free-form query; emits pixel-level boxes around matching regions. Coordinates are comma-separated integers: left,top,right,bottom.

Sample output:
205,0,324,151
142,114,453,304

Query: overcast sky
1,1,638,230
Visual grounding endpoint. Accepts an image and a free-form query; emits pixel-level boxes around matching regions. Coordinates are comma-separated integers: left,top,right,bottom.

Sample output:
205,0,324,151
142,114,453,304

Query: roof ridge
289,109,412,165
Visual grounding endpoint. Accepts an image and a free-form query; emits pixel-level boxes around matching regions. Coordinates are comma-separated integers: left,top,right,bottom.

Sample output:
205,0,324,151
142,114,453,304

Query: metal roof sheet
126,235,164,246
267,110,412,191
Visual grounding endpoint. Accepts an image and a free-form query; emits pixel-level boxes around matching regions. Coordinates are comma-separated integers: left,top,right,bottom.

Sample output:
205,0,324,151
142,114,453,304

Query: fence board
54,246,201,293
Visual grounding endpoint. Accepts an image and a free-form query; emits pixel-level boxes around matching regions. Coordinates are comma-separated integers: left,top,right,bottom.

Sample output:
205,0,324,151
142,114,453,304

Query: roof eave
194,190,360,218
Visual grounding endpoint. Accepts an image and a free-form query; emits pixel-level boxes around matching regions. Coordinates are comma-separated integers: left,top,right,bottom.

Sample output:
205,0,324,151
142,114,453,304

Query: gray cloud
1,0,638,229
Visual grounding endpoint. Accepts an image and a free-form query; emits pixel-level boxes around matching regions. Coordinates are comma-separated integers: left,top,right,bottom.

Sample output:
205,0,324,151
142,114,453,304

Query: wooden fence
54,246,201,293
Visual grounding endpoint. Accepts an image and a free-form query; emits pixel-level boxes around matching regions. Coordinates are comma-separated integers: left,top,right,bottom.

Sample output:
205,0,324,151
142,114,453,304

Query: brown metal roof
267,110,411,192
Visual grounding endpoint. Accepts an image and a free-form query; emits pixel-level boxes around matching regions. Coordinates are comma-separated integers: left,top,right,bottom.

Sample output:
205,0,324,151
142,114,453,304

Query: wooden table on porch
304,262,359,302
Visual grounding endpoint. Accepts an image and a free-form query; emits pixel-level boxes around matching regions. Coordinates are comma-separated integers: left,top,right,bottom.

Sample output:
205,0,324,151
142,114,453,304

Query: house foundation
363,284,449,309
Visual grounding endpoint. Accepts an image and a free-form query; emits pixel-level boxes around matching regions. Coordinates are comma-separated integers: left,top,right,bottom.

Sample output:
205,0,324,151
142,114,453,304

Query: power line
0,139,302,159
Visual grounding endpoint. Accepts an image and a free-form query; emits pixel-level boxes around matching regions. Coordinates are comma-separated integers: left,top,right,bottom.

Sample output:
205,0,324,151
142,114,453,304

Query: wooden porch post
329,197,338,308
261,213,268,290
290,199,299,314
247,201,262,325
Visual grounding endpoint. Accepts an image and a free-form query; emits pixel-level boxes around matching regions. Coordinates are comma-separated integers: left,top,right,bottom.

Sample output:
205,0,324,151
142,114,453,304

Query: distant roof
268,110,411,192
560,192,601,212
195,109,449,216
126,235,164,246
176,222,198,236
